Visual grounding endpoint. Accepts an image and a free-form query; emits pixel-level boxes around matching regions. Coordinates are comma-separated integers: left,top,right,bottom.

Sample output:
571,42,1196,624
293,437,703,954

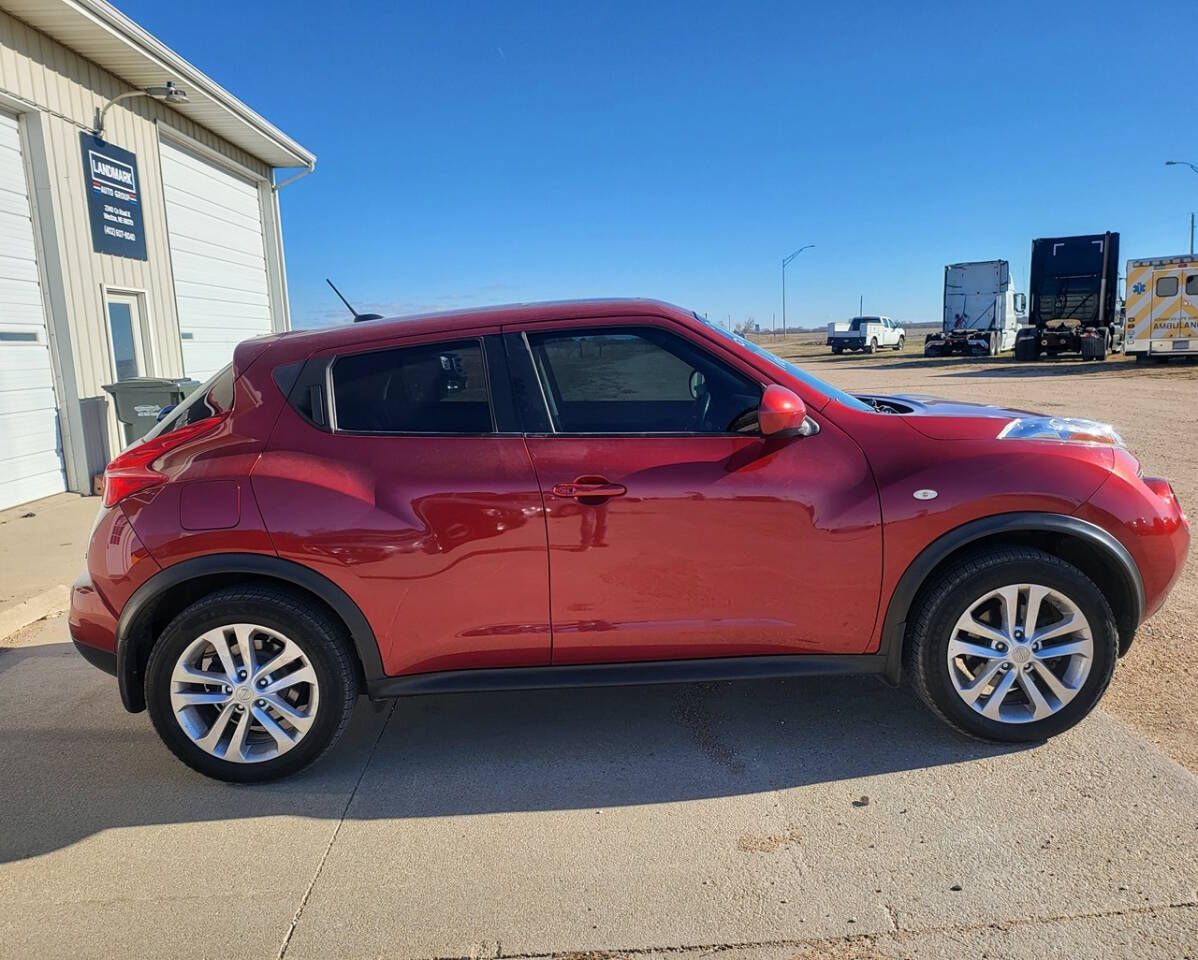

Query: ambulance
1125,255,1198,361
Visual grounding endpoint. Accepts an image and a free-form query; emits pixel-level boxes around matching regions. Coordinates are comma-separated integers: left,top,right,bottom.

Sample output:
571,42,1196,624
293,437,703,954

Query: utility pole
1164,163,1197,254
781,243,814,336
858,294,863,316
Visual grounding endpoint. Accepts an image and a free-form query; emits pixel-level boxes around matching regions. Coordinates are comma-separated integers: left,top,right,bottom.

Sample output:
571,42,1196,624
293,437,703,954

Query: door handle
551,477,627,501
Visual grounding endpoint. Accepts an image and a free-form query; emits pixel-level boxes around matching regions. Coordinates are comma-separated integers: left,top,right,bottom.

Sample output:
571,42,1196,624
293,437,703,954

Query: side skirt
366,653,891,699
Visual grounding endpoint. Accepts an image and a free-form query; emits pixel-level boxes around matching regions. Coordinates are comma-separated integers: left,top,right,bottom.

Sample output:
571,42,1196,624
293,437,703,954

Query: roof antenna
326,278,383,322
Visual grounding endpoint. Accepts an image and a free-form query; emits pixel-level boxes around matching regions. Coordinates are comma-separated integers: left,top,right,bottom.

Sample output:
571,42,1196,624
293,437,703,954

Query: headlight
997,416,1124,446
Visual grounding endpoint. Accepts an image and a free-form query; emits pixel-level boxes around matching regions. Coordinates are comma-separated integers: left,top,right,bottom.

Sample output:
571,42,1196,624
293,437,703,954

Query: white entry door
158,137,272,380
0,110,65,510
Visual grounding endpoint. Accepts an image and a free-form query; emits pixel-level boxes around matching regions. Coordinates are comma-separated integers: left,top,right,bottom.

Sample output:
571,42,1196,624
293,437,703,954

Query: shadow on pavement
1,640,1028,862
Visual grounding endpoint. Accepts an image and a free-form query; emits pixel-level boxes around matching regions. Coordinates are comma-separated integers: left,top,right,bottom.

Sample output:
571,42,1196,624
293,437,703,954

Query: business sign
80,133,147,260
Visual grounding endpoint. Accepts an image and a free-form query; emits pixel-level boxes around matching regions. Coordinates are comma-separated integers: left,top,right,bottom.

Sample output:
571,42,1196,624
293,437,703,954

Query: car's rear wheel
867,338,877,354
145,586,358,782
905,547,1117,742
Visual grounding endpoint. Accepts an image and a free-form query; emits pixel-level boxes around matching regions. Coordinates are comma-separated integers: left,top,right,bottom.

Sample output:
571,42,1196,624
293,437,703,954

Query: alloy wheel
945,584,1093,724
169,623,320,763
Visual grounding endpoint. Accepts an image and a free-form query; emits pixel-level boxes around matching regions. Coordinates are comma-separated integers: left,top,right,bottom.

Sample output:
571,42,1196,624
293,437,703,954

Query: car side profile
69,299,1189,781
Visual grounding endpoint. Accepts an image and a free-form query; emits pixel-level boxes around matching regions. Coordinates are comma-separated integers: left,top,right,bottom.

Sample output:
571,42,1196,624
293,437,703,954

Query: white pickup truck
826,316,905,353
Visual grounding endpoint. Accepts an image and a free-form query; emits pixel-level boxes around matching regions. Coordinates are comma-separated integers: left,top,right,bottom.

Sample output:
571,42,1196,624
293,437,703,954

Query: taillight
102,414,228,508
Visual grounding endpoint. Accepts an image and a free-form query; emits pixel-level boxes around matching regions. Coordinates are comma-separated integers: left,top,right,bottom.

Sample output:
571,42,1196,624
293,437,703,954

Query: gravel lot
769,335,1197,771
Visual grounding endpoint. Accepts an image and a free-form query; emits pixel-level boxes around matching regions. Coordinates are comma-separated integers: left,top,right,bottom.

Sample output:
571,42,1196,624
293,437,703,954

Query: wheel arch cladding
115,554,384,712
881,512,1145,679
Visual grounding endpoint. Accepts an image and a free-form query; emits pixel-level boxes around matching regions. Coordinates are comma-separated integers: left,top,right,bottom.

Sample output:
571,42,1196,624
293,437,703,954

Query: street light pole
781,243,814,336
1165,162,1197,255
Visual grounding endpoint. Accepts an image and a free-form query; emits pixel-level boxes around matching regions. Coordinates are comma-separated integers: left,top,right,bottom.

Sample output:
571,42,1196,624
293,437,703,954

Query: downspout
267,162,315,331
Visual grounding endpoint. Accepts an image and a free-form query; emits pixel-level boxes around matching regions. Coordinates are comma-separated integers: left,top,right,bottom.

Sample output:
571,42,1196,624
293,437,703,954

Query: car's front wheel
145,586,359,782
905,546,1117,742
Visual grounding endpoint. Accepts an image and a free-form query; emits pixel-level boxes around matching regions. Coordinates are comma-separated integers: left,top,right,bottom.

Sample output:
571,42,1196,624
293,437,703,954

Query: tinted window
332,340,492,434
1187,275,1198,295
145,364,234,438
526,327,761,434
1156,276,1179,297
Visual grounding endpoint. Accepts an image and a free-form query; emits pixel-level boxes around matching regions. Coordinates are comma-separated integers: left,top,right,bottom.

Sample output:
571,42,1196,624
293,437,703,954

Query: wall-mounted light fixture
93,81,189,138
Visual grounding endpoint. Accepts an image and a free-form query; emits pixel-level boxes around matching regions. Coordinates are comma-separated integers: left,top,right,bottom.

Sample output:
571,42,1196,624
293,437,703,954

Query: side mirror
1014,292,1027,313
758,384,808,437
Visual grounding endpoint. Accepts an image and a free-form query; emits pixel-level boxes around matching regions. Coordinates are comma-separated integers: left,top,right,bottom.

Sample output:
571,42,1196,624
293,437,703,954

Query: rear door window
1156,276,1179,297
331,339,493,434
524,327,761,434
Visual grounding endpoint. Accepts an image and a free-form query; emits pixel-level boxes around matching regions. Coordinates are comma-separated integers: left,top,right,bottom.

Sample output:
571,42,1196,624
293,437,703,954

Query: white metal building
0,0,315,510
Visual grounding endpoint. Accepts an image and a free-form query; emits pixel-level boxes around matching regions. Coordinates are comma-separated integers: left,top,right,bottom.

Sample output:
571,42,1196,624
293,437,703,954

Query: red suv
70,300,1189,781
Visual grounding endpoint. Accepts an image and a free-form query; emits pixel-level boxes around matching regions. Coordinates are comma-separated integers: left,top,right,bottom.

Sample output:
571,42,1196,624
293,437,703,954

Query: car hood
857,393,1039,440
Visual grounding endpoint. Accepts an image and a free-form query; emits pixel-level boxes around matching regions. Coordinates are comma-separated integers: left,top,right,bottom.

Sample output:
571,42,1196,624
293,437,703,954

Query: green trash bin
102,377,202,445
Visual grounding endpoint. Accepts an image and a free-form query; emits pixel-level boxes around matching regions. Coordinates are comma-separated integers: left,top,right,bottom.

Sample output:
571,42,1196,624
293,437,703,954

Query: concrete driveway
2,615,1196,960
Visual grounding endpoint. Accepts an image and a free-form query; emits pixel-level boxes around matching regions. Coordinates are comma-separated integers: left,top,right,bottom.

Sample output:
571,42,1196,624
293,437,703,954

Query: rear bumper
72,636,117,676
68,571,119,672
828,338,866,349
926,334,992,353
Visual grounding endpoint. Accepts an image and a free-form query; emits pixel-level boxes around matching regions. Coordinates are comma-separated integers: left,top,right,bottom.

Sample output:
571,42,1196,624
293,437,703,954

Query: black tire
988,331,998,356
866,338,877,354
145,585,360,782
894,336,905,351
1013,334,1040,361
831,346,842,355
1080,333,1106,361
1134,352,1151,363
904,546,1117,743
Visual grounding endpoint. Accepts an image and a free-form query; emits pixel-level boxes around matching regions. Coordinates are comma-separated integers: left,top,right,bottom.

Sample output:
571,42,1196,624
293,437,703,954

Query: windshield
693,313,872,412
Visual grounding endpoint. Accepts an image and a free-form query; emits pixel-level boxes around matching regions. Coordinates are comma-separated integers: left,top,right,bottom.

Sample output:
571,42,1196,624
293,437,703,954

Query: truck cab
925,260,1025,357
1014,232,1124,361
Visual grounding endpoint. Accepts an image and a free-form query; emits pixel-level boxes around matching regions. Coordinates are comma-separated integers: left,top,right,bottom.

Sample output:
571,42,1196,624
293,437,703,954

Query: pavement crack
276,701,397,960
431,898,1198,960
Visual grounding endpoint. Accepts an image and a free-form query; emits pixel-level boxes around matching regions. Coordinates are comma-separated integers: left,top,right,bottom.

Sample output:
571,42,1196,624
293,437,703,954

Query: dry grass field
755,330,1198,770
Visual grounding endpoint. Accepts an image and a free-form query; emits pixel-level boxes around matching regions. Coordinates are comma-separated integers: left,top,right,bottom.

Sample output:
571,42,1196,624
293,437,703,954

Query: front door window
525,327,761,434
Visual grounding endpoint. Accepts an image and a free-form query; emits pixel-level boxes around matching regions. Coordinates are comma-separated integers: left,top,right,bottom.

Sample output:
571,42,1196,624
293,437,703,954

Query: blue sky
119,0,1197,330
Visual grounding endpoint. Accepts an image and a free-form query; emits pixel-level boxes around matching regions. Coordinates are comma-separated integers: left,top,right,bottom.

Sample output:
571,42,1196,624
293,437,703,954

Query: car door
1182,270,1198,347
1149,268,1184,349
505,315,882,666
254,330,551,677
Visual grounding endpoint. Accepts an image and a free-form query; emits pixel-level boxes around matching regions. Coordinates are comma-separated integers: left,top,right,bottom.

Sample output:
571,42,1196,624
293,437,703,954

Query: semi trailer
924,259,1025,356
1014,232,1123,360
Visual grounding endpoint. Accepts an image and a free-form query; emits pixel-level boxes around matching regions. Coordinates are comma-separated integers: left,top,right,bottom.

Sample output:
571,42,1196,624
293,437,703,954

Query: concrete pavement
0,493,99,639
2,613,1196,960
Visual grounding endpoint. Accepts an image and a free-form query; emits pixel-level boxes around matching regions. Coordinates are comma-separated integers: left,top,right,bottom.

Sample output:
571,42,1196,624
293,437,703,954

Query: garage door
0,111,64,511
159,138,272,380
